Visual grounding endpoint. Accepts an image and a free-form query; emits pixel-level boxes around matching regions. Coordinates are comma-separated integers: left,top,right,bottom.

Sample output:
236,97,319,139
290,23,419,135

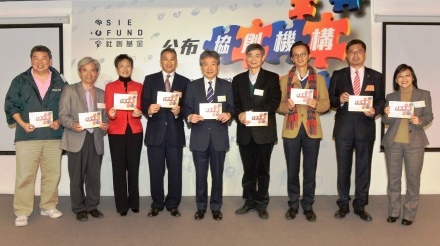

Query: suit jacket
59,82,108,154
141,71,190,147
277,72,330,139
183,77,235,152
381,88,433,148
328,67,385,141
105,79,143,134
232,68,281,145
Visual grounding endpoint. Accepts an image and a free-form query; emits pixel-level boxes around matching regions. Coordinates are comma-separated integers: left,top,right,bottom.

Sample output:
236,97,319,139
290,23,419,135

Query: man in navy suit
183,50,235,221
142,48,190,217
232,43,281,219
328,39,385,221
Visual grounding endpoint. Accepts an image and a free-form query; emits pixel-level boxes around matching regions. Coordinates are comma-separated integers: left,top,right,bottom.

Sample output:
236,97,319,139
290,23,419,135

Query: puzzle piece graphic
203,25,241,64
262,19,310,65
303,12,350,68
317,70,331,88
329,0,360,13
231,19,272,68
289,0,318,20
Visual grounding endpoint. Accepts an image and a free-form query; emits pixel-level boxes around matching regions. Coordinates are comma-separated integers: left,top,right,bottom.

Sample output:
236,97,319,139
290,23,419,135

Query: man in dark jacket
4,45,68,227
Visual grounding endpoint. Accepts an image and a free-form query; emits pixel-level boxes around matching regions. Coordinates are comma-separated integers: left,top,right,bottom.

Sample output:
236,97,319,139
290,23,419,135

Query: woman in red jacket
105,54,143,216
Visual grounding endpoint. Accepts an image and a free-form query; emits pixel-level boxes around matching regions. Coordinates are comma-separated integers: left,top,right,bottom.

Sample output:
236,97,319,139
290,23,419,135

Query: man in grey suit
183,50,235,221
59,57,109,222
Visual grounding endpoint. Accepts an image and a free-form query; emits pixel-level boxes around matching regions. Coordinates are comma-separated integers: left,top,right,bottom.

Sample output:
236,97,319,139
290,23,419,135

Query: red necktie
353,70,360,96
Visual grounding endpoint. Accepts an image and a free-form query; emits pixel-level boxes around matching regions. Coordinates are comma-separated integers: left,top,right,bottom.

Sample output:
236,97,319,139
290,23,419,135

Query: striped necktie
206,81,213,103
353,70,361,96
165,74,171,92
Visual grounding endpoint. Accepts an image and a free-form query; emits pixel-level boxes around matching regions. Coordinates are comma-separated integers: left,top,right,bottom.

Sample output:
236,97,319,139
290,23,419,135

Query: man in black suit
141,48,190,217
232,43,281,219
328,39,385,221
183,50,234,221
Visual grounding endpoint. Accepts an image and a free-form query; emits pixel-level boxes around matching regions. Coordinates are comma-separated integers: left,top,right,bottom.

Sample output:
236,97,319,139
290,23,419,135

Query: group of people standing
5,38,432,227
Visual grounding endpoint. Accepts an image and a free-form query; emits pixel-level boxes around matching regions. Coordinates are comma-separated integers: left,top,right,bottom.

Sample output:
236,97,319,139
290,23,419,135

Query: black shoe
169,208,181,217
131,208,140,213
194,209,206,220
120,211,128,217
387,216,399,223
89,209,104,218
257,208,269,219
354,209,372,221
402,219,413,226
148,207,162,217
304,210,317,222
235,204,253,215
76,210,88,222
285,208,298,220
212,210,222,221
334,207,350,219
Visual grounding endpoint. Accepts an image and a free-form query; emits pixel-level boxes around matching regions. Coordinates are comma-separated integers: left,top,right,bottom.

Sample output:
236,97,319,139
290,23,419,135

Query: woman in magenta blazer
105,54,143,216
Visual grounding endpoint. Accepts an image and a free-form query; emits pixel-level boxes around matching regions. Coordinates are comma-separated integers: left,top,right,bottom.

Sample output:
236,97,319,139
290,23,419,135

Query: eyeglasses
347,49,365,56
292,52,308,59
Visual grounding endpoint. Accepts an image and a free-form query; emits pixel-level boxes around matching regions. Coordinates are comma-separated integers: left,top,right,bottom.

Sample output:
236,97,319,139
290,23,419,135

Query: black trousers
335,138,374,210
67,131,103,214
147,134,183,210
108,125,143,213
238,136,274,209
192,136,225,211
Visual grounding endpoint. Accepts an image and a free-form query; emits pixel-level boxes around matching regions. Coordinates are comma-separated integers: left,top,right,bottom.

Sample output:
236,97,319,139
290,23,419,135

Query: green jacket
4,67,68,142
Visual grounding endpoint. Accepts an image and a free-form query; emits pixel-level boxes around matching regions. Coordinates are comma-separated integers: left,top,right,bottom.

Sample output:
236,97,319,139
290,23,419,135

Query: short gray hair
77,57,100,72
199,50,220,66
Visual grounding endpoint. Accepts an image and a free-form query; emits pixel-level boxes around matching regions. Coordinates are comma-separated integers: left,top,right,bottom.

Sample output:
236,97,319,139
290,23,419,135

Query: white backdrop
1,0,439,198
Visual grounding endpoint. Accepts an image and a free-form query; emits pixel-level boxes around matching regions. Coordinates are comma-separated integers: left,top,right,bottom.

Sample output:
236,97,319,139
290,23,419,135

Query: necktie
165,74,171,92
353,70,361,96
85,88,94,133
206,81,213,103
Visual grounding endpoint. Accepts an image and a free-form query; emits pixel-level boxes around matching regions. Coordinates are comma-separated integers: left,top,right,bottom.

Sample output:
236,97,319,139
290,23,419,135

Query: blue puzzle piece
317,70,331,89
203,25,241,65
329,0,360,13
262,19,310,65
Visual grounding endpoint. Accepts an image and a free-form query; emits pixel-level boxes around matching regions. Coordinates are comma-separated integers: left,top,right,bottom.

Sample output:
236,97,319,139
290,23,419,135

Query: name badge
365,85,375,91
254,89,264,96
217,95,226,102
413,100,426,108
97,103,106,109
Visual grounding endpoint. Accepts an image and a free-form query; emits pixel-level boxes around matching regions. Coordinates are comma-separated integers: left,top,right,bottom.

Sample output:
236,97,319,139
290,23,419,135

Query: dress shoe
257,208,269,219
194,209,206,220
169,208,181,217
89,209,104,218
285,208,298,220
387,216,399,223
334,207,350,219
76,211,88,222
120,211,128,217
212,210,222,221
131,208,140,213
402,219,413,226
235,204,253,215
148,207,162,217
303,210,317,222
354,209,372,221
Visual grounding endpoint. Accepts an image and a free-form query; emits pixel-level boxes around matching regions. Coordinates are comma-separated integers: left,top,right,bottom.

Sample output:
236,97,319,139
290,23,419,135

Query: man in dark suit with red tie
232,43,281,219
183,50,234,221
328,39,385,221
141,48,190,217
